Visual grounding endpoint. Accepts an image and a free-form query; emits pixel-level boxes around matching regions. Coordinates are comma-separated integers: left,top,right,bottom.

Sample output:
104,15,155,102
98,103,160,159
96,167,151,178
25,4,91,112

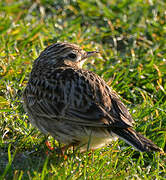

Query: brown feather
23,42,162,152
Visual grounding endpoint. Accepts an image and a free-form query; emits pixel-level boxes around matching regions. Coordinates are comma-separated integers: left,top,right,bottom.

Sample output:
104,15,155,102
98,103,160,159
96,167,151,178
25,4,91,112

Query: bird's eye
68,53,77,59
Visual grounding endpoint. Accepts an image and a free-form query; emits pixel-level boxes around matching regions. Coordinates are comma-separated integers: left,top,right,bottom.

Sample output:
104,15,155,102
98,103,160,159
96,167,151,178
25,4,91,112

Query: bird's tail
111,127,162,152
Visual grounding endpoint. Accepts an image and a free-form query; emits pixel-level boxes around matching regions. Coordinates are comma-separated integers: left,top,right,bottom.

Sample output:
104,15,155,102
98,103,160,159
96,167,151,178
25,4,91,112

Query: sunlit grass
0,0,165,179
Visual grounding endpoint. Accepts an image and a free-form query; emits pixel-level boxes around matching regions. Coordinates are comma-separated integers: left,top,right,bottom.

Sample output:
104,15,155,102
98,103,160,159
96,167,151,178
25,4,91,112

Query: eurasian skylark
23,42,162,152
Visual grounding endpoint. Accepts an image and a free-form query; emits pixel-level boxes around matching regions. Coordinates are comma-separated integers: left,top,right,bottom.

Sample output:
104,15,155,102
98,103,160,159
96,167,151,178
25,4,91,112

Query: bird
23,42,162,153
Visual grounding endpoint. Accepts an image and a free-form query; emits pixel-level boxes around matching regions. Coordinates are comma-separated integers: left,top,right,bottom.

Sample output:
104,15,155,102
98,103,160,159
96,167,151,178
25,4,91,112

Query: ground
0,0,165,179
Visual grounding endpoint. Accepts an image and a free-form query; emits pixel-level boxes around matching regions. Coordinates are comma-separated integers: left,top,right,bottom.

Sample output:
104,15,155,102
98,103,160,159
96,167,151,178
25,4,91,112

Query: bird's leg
45,140,55,151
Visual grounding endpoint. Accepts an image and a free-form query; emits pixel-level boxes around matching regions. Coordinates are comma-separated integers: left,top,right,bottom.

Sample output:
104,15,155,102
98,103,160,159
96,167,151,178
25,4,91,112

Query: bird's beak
86,51,99,57
82,51,99,60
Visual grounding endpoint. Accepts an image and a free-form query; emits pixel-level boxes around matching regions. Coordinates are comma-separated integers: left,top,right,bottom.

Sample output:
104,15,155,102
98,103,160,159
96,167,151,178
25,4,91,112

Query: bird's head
35,42,99,68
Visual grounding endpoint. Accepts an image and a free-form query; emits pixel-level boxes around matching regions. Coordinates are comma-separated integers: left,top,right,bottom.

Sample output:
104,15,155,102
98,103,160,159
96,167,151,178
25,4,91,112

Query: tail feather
111,127,162,152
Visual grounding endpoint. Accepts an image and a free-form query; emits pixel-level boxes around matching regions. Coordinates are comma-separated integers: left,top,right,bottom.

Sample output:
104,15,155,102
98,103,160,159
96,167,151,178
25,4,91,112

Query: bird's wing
23,68,134,128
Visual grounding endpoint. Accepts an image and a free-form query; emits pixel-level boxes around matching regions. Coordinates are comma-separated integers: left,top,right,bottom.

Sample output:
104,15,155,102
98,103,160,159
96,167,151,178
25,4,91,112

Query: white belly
78,128,118,152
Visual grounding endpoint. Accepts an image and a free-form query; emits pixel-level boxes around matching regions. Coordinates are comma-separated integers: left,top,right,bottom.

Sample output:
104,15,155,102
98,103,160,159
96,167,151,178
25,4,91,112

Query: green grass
0,0,166,179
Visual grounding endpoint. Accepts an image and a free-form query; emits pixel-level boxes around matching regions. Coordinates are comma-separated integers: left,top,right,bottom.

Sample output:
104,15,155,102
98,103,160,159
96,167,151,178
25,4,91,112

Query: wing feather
23,68,134,128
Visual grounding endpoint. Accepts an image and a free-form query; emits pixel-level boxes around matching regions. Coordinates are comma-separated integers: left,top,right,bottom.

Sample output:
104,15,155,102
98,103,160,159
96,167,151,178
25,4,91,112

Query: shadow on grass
0,144,67,179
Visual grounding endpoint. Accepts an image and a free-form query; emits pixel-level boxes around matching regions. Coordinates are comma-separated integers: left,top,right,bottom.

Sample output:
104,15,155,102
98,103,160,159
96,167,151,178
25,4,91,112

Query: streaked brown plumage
23,42,162,152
